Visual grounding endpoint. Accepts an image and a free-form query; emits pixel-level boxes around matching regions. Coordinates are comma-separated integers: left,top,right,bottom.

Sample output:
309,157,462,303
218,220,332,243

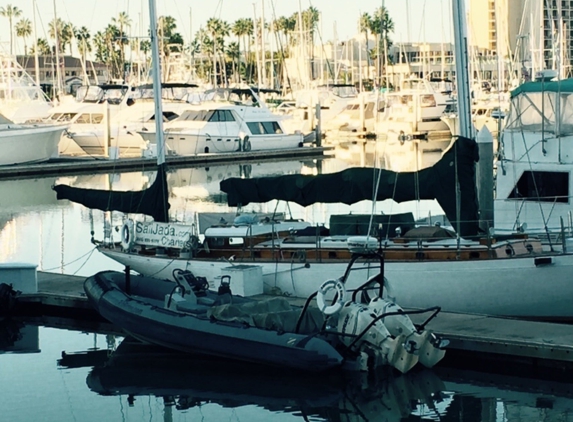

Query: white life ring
121,219,135,250
242,136,251,152
316,278,346,315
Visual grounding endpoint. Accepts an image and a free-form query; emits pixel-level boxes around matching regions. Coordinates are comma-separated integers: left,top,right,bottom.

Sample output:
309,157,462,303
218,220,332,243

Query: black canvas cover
220,137,480,237
53,164,170,222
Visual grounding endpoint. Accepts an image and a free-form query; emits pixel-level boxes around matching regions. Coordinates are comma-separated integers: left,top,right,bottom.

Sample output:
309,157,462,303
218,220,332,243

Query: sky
0,0,456,56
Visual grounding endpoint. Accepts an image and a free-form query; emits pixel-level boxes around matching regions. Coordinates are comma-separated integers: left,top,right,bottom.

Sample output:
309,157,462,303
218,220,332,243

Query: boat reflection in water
86,338,446,421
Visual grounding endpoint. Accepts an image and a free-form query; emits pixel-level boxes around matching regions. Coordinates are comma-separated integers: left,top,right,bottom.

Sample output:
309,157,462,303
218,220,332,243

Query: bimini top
510,79,573,98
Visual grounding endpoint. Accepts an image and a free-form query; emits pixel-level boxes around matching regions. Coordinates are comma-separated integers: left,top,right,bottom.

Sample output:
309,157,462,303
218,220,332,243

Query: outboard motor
337,302,419,373
368,297,448,368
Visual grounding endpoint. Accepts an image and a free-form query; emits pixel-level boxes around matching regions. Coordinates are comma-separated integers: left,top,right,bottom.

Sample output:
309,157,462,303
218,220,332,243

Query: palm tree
301,6,319,50
15,18,32,55
93,31,107,63
0,4,22,55
158,15,180,56
30,38,50,55
237,18,253,82
62,22,75,55
112,12,131,73
75,26,91,83
232,19,249,82
359,12,372,87
48,18,66,52
370,7,394,87
206,17,223,85
226,41,240,82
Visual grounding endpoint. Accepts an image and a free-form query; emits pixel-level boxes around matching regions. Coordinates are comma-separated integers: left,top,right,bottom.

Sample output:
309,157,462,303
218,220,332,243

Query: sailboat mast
452,0,472,138
32,0,40,87
148,0,166,166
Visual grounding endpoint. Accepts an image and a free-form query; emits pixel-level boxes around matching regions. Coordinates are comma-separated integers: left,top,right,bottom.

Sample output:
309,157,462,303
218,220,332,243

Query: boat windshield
75,85,129,104
506,91,573,135
332,85,358,98
133,85,198,101
401,79,429,91
0,84,46,102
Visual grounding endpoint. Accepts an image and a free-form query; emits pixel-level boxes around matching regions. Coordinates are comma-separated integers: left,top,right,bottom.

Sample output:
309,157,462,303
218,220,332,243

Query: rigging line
306,0,335,80
517,93,554,249
41,246,98,272
71,247,98,275
269,0,293,94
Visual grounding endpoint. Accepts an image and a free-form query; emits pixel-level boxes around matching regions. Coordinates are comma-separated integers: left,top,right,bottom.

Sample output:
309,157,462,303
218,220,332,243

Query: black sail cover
220,137,480,238
53,164,170,222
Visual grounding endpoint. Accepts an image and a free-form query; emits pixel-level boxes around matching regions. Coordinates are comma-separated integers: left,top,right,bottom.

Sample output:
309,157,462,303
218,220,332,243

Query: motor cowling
368,297,447,368
337,302,418,373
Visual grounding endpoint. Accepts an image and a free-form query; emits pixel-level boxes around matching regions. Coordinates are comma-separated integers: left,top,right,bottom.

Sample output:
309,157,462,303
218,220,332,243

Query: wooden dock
0,146,333,180
9,271,573,372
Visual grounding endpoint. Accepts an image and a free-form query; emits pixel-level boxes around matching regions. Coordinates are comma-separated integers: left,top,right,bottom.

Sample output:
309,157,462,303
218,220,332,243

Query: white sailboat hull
0,123,68,165
99,248,573,320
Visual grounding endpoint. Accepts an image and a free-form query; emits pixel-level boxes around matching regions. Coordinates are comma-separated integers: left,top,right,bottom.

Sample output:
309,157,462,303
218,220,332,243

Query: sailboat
52,1,573,322
56,0,448,374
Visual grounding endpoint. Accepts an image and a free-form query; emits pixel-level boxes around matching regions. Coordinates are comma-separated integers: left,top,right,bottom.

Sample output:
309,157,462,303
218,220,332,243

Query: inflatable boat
84,253,448,372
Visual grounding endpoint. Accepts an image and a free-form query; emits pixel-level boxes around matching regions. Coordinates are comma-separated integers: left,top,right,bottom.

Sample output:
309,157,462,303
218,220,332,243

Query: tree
231,18,253,82
15,18,32,55
48,18,66,52
75,26,91,82
226,41,240,82
233,18,255,82
62,22,75,55
369,7,394,86
30,38,50,55
0,4,22,55
359,12,372,89
206,17,226,85
112,12,131,73
158,15,183,56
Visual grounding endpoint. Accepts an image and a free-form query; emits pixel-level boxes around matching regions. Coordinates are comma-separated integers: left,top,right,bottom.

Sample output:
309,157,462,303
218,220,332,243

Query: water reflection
85,337,446,421
2,320,573,422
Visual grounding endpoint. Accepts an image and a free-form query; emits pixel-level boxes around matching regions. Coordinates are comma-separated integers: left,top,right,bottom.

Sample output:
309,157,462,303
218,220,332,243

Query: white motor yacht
67,83,199,157
139,87,305,155
0,113,68,165
377,77,452,139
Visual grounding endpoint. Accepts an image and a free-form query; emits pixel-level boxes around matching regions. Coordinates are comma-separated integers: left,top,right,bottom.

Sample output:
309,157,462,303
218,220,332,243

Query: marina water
1,143,572,421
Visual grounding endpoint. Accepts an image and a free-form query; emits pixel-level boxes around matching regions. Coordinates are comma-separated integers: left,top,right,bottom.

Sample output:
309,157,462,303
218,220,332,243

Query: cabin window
208,110,235,122
508,170,569,203
150,111,179,122
91,114,104,124
179,110,214,121
207,237,225,247
247,121,282,134
75,113,91,124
